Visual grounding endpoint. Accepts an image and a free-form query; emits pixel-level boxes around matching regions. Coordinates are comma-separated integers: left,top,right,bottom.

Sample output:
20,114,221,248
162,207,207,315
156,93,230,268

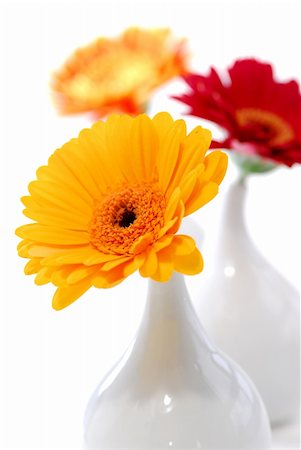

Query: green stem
231,152,277,176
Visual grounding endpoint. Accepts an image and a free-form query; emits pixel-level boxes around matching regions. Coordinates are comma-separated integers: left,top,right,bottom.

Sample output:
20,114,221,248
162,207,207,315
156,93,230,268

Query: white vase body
84,273,271,449
195,180,300,426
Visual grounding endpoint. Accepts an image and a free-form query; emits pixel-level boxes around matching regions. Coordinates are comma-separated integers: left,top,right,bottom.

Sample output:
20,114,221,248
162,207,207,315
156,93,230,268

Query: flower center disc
236,108,294,146
118,209,136,228
90,183,166,255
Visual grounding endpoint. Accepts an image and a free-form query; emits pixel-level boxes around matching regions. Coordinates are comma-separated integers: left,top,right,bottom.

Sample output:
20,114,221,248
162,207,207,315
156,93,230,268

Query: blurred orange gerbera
16,113,227,310
52,28,188,118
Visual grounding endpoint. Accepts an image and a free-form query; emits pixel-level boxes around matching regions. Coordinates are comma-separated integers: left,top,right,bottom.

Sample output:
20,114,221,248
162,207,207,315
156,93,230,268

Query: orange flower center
236,108,294,146
90,183,166,255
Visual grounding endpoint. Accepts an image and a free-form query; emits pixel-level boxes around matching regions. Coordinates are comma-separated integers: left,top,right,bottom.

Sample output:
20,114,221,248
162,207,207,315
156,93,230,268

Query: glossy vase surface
195,180,300,426
84,273,271,449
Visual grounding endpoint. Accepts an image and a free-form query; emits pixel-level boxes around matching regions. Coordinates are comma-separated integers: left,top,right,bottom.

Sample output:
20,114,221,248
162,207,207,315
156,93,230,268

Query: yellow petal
101,256,132,271
150,248,174,282
52,280,92,310
186,126,212,157
16,224,90,245
152,112,174,133
35,267,54,285
51,265,79,287
17,240,33,257
179,166,202,205
123,254,145,277
156,119,186,192
83,252,122,266
36,159,95,205
184,181,219,216
165,126,211,195
67,265,100,284
157,217,178,239
23,206,89,230
28,179,93,216
91,273,111,288
37,152,99,204
129,114,158,181
77,126,113,193
24,258,41,275
92,268,125,288
131,233,153,254
164,187,181,223
31,244,91,260
171,235,196,256
173,247,204,275
153,235,174,252
54,140,105,199
39,246,118,266
139,248,158,277
102,115,132,184
168,200,185,235
204,151,228,184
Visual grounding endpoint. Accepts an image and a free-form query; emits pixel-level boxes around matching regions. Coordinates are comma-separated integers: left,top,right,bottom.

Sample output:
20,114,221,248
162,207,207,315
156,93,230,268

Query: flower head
16,113,227,310
174,58,301,169
52,28,188,118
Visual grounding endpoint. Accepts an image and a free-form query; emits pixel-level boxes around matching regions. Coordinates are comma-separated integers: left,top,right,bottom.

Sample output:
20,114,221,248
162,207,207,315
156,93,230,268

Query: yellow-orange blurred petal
52,28,188,118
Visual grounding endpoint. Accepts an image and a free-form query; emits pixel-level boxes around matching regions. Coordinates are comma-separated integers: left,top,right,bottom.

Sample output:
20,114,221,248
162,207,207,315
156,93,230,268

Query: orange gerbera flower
16,113,227,310
52,28,188,118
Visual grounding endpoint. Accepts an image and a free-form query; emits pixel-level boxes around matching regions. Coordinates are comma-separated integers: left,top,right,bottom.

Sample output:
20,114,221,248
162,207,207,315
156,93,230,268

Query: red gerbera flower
175,58,301,168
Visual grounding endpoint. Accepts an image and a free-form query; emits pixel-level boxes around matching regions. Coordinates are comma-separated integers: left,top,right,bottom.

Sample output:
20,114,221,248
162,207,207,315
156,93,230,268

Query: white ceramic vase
194,179,300,426
83,273,271,449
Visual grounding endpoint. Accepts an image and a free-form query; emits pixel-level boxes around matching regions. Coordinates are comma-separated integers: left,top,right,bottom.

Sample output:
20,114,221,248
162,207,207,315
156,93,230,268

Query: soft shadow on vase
83,273,271,449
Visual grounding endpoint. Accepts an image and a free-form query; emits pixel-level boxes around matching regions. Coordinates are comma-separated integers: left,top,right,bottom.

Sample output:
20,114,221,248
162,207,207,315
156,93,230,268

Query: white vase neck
131,273,214,368
217,179,251,250
145,272,193,320
223,179,248,230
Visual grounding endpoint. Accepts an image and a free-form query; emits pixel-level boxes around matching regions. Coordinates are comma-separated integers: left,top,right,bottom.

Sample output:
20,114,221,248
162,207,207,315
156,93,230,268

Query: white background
0,0,300,448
